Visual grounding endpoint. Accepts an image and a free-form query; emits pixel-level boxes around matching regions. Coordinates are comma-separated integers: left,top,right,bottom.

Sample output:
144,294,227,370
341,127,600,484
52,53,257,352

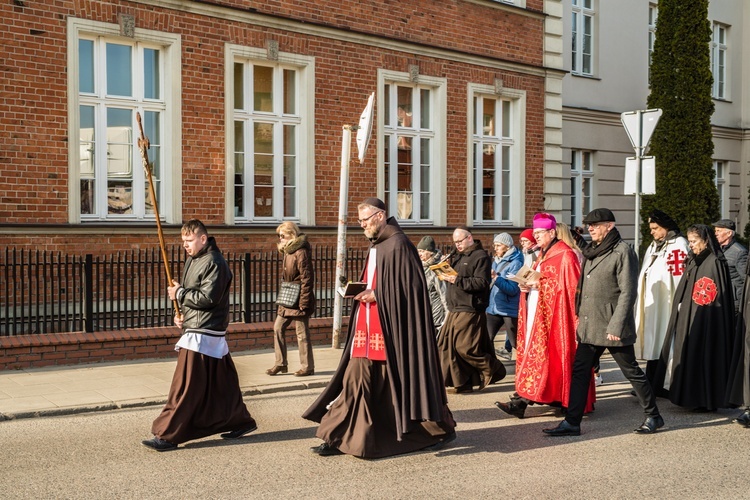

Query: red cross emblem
692,276,718,306
666,249,687,277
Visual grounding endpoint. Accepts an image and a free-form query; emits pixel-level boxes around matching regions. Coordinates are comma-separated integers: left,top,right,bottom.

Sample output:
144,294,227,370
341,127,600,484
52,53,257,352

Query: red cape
516,240,594,410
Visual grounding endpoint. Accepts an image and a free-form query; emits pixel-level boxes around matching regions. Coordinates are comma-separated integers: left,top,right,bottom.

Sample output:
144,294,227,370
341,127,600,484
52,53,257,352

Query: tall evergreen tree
643,0,717,249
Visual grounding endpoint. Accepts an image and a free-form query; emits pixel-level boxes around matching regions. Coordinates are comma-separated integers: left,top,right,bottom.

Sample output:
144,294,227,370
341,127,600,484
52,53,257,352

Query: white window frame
377,70,447,226
711,22,728,100
225,45,315,225
714,160,727,217
570,150,594,228
67,18,182,223
648,4,658,82
468,84,526,227
571,0,595,76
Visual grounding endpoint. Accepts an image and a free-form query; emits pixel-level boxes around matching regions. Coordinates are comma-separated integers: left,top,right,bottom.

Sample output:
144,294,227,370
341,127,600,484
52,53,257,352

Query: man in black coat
713,219,747,313
303,198,456,458
438,226,505,393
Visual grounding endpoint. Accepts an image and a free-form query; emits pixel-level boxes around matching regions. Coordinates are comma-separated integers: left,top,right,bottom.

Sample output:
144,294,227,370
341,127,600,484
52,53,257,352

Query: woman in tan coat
267,222,316,376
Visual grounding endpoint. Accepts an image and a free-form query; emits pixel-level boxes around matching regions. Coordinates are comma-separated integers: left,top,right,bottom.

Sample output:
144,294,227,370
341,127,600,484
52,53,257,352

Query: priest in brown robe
303,198,456,458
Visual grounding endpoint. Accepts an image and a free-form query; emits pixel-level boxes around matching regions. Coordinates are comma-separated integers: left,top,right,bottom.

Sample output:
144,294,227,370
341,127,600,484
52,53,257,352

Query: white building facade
558,0,750,242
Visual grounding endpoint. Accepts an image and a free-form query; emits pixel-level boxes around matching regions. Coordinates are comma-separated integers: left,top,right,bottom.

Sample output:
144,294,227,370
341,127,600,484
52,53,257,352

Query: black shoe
220,423,258,439
634,415,664,434
453,383,473,394
311,442,344,456
494,400,526,419
733,409,750,427
542,420,581,436
423,432,457,452
141,437,178,452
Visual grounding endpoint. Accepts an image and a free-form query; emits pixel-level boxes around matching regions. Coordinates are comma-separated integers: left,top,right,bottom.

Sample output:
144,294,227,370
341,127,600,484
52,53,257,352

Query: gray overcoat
576,240,639,347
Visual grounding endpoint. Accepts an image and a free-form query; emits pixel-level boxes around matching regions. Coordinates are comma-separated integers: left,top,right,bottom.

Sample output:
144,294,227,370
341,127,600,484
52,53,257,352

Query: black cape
302,217,450,439
726,262,750,407
654,249,734,410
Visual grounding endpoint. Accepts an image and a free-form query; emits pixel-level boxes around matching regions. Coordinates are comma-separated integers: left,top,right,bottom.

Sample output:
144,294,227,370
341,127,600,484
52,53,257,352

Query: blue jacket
486,246,523,318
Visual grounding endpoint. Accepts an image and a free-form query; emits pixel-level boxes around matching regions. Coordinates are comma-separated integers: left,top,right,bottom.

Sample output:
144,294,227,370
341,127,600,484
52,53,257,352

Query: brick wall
1,0,547,253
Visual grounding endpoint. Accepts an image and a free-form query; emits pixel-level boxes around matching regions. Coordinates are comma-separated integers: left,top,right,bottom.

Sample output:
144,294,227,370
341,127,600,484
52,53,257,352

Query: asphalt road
1,359,748,499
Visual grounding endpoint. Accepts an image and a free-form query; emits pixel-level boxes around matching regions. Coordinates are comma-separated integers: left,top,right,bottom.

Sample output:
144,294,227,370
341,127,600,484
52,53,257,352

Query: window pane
254,66,273,112
283,69,296,114
483,99,496,137
254,122,273,217
106,43,132,97
234,121,245,217
234,63,244,110
397,87,412,128
144,48,160,99
283,124,297,188
473,97,478,135
384,84,391,126
79,39,95,94
397,136,413,219
80,105,95,176
80,179,95,215
384,136,391,193
143,111,160,179
284,187,296,217
108,180,133,214
420,89,430,129
420,136,430,218
502,100,511,137
106,108,133,178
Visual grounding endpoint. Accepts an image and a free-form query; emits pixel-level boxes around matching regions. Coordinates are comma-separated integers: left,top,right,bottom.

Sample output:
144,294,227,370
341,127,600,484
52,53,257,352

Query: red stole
351,260,386,361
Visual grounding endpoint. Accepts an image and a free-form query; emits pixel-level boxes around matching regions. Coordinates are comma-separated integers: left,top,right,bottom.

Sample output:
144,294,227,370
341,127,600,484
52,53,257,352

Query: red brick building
1,0,565,367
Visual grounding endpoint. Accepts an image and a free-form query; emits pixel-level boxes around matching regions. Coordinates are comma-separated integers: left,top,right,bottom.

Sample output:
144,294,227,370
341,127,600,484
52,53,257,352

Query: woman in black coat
654,224,734,411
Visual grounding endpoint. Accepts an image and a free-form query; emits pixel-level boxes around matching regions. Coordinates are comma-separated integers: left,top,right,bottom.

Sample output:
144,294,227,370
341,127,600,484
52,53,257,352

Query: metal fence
0,246,368,336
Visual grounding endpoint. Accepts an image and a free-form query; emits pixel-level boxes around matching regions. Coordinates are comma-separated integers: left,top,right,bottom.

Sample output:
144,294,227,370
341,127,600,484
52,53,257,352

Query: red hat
520,228,534,242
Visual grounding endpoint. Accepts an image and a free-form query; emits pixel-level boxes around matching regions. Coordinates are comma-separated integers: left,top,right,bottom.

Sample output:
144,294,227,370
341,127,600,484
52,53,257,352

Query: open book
507,265,542,286
337,281,368,298
428,260,458,281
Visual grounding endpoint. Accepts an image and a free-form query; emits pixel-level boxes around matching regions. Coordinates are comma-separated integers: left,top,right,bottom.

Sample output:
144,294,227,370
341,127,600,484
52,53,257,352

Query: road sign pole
621,108,662,257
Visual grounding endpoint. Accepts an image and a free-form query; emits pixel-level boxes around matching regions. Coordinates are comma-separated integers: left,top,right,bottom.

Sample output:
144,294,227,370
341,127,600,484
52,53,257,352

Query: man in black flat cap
543,208,664,436
714,219,747,313
303,198,456,458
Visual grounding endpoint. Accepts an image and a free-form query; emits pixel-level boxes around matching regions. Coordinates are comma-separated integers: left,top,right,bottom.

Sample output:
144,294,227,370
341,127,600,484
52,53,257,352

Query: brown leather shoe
266,366,288,375
294,369,314,377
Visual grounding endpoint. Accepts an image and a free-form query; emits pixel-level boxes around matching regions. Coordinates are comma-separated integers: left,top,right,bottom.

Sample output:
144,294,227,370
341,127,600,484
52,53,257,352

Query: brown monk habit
303,217,454,454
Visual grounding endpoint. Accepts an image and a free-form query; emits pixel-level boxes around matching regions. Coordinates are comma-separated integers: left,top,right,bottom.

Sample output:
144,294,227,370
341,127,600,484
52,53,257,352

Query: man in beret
304,198,456,457
634,210,689,385
714,219,747,313
544,208,664,436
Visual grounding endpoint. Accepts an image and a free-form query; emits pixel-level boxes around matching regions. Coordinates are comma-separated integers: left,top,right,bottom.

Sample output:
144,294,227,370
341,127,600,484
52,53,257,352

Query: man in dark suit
714,219,747,313
543,208,664,436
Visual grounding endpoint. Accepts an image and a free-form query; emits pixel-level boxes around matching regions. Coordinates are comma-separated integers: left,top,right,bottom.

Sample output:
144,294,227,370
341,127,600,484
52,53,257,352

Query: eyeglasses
453,235,470,245
357,211,382,225
278,234,289,239
532,229,551,236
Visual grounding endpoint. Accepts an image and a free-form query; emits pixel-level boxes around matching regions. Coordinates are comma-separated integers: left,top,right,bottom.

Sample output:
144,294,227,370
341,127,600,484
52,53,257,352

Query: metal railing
1,246,367,336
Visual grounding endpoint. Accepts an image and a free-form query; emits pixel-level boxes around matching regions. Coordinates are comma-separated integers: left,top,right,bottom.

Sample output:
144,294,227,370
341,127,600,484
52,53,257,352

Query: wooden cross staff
136,112,181,319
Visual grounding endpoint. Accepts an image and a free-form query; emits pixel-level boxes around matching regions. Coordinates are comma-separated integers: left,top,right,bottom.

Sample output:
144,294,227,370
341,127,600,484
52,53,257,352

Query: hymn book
507,265,542,286
337,281,368,298
428,260,458,281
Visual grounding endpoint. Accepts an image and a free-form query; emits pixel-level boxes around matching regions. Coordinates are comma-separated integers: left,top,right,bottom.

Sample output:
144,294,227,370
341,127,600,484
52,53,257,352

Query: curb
0,379,330,422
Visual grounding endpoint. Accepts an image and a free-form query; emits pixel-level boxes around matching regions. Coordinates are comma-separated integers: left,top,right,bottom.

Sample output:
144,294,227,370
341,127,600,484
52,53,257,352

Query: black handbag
276,281,301,308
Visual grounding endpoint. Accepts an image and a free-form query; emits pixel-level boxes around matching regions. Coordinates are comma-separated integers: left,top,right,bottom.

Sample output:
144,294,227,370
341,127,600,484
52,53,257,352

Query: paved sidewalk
0,347,345,421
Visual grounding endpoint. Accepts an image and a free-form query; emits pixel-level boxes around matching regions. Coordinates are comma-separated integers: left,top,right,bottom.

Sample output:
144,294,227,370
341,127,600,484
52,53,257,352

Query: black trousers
566,343,659,426
486,313,517,348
